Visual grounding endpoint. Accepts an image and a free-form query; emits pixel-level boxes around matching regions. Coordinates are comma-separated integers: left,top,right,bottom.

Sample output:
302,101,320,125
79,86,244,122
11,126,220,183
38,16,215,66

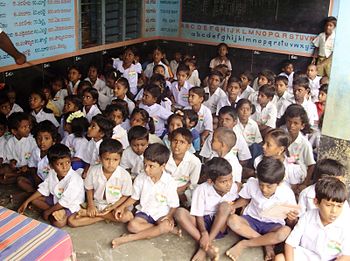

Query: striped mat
0,206,73,261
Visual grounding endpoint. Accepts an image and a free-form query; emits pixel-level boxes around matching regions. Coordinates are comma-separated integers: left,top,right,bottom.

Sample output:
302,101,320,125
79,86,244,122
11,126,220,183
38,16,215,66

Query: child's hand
199,231,210,251
86,205,98,217
286,210,299,222
114,206,125,220
43,209,51,221
18,201,28,214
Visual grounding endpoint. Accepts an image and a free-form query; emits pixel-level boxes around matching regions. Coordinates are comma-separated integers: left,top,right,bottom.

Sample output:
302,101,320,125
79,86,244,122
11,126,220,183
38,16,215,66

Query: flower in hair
66,111,85,123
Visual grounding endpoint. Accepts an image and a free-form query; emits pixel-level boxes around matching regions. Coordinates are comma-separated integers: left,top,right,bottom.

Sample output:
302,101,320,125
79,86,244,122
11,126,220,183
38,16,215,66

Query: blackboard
182,0,330,34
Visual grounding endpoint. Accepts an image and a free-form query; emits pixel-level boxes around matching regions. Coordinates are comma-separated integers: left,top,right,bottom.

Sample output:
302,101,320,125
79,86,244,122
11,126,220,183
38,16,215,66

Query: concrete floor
1,184,264,261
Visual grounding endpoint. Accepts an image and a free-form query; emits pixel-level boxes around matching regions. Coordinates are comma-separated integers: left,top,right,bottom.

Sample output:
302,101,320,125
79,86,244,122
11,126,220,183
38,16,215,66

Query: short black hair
258,69,276,85
209,70,224,82
313,158,346,183
128,125,149,143
110,98,129,118
256,156,285,184
169,127,193,144
105,104,128,122
7,112,30,131
143,143,170,165
91,114,114,139
227,77,242,88
143,84,162,100
319,84,328,94
68,65,82,74
240,71,254,82
183,109,198,126
0,113,7,127
189,86,206,99
176,63,190,76
214,127,237,150
324,16,337,27
275,75,289,86
202,157,232,181
259,84,275,98
293,75,310,90
69,115,89,138
99,138,123,156
279,104,312,135
218,106,238,121
64,95,83,111
315,177,347,203
167,113,185,127
83,87,99,102
0,96,10,106
33,120,58,142
47,143,71,164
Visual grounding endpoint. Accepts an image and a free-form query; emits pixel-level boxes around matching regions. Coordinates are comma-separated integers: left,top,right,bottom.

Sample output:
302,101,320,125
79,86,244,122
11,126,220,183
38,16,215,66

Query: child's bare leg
112,218,173,248
68,213,105,227
209,202,232,241
50,211,68,228
274,253,286,261
17,176,35,193
31,197,51,211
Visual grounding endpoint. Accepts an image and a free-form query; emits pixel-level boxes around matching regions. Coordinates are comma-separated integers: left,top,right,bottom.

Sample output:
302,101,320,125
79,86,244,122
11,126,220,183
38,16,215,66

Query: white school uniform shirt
112,125,129,149
144,61,170,79
165,151,201,189
288,132,316,167
9,103,24,116
240,177,297,225
123,96,135,115
203,87,227,114
131,172,179,220
286,208,350,261
191,181,239,217
170,81,192,108
216,95,241,115
187,70,201,87
300,98,319,128
313,31,335,58
52,89,68,114
185,104,213,134
240,85,255,99
68,80,80,95
38,168,85,213
233,119,262,146
120,146,144,177
0,136,8,160
223,150,243,183
81,139,102,165
31,109,59,127
251,101,277,128
83,104,101,123
4,135,36,167
309,76,322,102
28,147,50,181
209,57,232,71
279,72,294,91
113,59,142,95
61,133,89,160
84,164,133,204
139,103,172,137
273,92,294,118
161,97,172,112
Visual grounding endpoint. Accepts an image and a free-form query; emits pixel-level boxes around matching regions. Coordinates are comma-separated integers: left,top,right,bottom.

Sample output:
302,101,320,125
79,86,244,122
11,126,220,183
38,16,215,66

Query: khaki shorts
316,56,332,77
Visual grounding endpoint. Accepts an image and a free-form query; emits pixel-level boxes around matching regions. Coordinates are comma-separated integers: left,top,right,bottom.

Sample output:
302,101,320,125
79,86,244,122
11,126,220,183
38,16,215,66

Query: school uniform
144,61,171,79
187,70,201,87
8,103,23,116
240,85,255,99
0,135,8,160
286,208,350,261
288,132,316,167
112,125,129,149
83,104,102,123
279,72,294,92
273,92,294,119
120,146,144,178
61,133,89,161
139,103,172,137
203,87,228,114
160,97,172,112
4,135,36,167
28,147,50,181
131,172,179,222
38,168,85,213
169,60,179,80
209,57,232,71
84,164,133,211
249,91,278,107
31,109,59,127
309,76,322,102
163,135,196,154
68,80,80,95
81,139,103,166
170,81,192,108
240,177,296,226
52,89,68,114
313,31,335,77
299,98,319,128
251,101,277,128
122,96,135,115
185,104,213,134
216,95,240,114
113,59,143,95
234,119,262,146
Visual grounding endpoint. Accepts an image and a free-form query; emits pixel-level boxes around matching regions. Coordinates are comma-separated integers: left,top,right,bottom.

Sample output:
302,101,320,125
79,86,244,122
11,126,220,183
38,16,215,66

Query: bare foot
76,209,87,218
264,245,275,261
52,209,66,221
226,240,247,261
171,226,182,237
111,234,129,248
207,244,219,261
192,248,206,261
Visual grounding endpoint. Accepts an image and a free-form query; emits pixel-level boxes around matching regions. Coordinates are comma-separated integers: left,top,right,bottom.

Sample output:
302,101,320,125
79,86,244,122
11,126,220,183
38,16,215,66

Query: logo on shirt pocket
327,240,342,256
57,188,64,198
24,152,31,160
107,185,121,198
155,193,167,205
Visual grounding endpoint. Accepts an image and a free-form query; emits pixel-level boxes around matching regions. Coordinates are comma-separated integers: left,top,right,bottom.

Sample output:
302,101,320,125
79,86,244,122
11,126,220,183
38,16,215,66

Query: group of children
0,15,348,261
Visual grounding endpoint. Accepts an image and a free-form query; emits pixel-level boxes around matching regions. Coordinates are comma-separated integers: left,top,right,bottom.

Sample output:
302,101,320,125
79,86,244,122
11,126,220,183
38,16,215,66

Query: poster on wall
0,0,77,67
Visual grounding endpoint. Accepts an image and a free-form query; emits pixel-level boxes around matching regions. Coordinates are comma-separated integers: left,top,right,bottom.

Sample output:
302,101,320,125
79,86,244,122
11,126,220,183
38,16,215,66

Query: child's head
33,120,57,153
88,64,99,82
257,84,275,107
68,65,82,83
183,109,198,129
306,64,318,80
65,111,89,137
174,51,182,62
323,16,337,35
51,76,65,93
318,84,328,104
42,86,53,101
29,89,47,112
77,81,92,98
236,99,254,123
275,75,289,97
99,138,123,174
203,157,233,195
208,71,224,91
142,84,161,106
122,46,137,64
143,143,170,178
315,177,347,225
105,104,128,126
130,108,155,134
176,63,190,85
152,46,164,64
312,158,346,183
8,112,31,139
0,114,7,137
128,126,149,155
184,57,197,72
0,96,11,117
283,104,311,136
256,156,285,198
188,86,205,107
262,128,290,158
105,70,120,89
213,64,230,78
6,88,17,105
63,95,83,113
258,69,275,87
281,60,294,75
167,113,185,134
217,43,229,58
82,87,99,107
150,73,166,92
47,144,71,178
240,71,254,89
218,106,238,129
87,114,114,141
293,76,310,103
169,127,192,157
153,64,166,76
212,114,219,130
211,127,236,156
226,77,242,101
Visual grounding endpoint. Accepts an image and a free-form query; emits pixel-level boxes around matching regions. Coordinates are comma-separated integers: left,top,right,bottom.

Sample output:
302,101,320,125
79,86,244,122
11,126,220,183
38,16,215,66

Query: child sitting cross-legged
225,156,298,261
18,144,85,228
111,144,180,248
175,157,239,261
68,139,133,227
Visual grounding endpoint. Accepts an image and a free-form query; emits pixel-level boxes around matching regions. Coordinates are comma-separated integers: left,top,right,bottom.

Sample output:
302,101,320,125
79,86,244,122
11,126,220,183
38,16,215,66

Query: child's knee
67,215,78,228
276,226,291,242
217,202,233,216
127,219,141,233
174,207,188,221
158,220,173,234
227,214,240,229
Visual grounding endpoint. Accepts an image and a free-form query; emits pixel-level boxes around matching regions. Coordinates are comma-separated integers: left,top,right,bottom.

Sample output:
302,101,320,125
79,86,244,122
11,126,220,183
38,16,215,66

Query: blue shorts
135,211,156,224
242,215,281,235
45,195,72,217
203,215,228,239
71,160,87,171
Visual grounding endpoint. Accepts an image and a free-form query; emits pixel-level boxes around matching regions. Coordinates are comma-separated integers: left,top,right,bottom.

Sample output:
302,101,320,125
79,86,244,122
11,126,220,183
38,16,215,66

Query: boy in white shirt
225,157,298,261
111,144,179,248
278,60,294,91
239,71,255,99
306,64,322,102
175,157,239,261
274,76,293,121
120,126,149,179
204,71,227,114
105,104,129,149
276,177,350,261
144,47,171,79
68,139,133,227
18,144,85,228
165,128,201,206
170,64,192,109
